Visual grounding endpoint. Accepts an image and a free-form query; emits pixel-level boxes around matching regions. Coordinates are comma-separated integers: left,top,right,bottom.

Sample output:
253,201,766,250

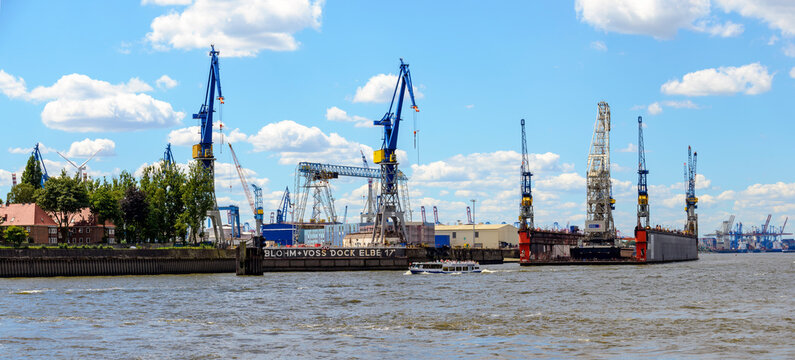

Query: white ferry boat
408,261,482,274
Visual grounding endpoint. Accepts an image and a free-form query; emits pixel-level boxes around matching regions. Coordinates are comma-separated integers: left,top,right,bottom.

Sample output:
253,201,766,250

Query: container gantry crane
370,58,419,244
684,146,698,236
637,116,649,229
192,45,225,243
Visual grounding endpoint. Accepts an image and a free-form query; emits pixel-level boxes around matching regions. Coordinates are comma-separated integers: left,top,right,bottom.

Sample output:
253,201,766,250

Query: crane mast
33,143,50,187
684,146,698,236
228,143,263,237
519,119,534,231
192,45,225,243
585,101,616,246
637,116,649,229
371,59,419,245
360,149,376,224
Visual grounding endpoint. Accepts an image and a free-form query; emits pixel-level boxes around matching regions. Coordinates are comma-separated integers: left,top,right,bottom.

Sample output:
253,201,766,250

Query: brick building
66,208,116,244
0,203,59,244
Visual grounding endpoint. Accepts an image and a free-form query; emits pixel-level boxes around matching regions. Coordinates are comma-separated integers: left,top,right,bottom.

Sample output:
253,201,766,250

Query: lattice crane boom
637,116,650,228
684,146,698,235
519,118,534,230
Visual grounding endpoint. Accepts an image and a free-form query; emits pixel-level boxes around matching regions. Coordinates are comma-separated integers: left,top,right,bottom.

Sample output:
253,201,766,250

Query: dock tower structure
684,146,698,236
637,116,650,229
371,59,419,245
585,101,616,246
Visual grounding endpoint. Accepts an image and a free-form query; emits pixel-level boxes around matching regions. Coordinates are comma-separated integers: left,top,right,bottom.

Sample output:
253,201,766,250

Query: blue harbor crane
193,45,224,169
164,143,175,166
519,118,534,231
32,143,50,187
371,59,419,244
684,146,698,235
637,116,649,229
218,205,241,239
192,45,225,243
252,184,264,228
276,187,291,224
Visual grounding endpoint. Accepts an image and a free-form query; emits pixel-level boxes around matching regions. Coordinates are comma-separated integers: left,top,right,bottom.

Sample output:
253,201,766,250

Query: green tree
110,170,136,242
140,163,187,243
20,154,43,189
6,183,38,204
89,180,120,242
182,162,214,243
4,225,29,245
36,170,90,243
120,186,149,243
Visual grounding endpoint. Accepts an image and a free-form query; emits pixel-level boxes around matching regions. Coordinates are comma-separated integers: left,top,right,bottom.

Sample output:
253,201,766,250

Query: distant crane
360,149,376,223
467,206,473,225
684,146,698,235
276,187,291,224
228,143,263,237
192,45,225,243
164,143,175,166
217,205,241,239
371,58,419,244
433,206,440,224
421,206,427,224
585,101,616,245
33,143,50,187
637,116,650,229
56,149,101,182
519,118,534,231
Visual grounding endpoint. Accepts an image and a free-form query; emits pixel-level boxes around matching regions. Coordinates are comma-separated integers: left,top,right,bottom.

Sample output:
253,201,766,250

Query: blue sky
1,0,794,237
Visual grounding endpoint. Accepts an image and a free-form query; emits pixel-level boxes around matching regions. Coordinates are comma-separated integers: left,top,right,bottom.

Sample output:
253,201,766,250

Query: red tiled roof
72,207,115,228
0,203,58,226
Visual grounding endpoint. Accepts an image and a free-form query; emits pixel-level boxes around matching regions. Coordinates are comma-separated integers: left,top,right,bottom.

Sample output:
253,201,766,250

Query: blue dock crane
164,143,175,166
218,205,241,239
371,59,419,244
33,143,50,187
637,116,650,229
276,187,291,224
684,146,698,235
192,45,225,243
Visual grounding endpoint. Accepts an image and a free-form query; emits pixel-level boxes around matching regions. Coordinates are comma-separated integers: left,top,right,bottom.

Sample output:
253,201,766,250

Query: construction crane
684,146,698,236
585,101,616,245
228,143,263,237
421,206,427,224
467,206,473,224
192,45,225,243
433,206,440,224
32,143,50,187
519,118,534,231
360,149,376,223
164,143,175,166
276,187,291,224
371,58,419,244
637,116,650,229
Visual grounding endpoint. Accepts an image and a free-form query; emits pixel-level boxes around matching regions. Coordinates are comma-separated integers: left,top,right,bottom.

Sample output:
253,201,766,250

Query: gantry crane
684,146,698,236
371,59,419,244
192,45,225,243
585,101,616,245
228,143,263,237
637,116,649,229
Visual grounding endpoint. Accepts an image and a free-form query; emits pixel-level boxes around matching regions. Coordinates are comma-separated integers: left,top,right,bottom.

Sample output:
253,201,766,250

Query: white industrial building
435,224,519,249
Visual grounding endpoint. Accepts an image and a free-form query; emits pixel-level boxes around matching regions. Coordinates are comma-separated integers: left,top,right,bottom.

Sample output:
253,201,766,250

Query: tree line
3,155,215,244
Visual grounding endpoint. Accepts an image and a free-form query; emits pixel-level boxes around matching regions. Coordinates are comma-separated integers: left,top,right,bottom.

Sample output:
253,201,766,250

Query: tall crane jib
371,59,419,245
33,143,50,187
684,146,698,236
637,116,650,229
519,118,534,231
585,101,616,246
192,45,224,169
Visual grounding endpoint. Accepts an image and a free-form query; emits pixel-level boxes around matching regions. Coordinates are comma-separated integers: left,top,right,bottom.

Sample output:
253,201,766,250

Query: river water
1,253,793,359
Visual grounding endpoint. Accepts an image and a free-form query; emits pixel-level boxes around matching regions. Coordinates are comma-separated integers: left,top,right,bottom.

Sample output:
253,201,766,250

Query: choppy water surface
1,253,793,359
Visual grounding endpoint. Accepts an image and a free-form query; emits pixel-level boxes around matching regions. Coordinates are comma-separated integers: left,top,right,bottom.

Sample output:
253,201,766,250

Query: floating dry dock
518,228,698,266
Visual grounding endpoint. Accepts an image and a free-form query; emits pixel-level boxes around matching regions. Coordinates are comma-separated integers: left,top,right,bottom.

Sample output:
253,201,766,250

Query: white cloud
662,100,700,109
168,122,247,146
619,143,637,153
141,0,192,5
247,120,374,165
768,35,779,45
65,138,116,157
661,63,773,96
0,169,14,187
693,19,744,37
146,0,324,57
536,173,587,191
325,106,372,128
717,190,736,201
590,40,607,51
715,0,795,37
575,0,710,39
156,75,178,89
648,102,663,115
790,67,795,79
784,43,795,57
0,71,184,132
353,73,424,103
8,143,57,155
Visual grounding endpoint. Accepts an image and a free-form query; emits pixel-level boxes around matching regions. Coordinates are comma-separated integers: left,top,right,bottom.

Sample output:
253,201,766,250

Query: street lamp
470,199,476,248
